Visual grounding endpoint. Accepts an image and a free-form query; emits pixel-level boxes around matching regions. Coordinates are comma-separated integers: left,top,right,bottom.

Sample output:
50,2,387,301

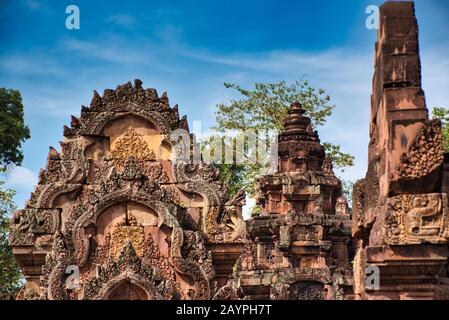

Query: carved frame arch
71,189,180,266
35,139,93,209
37,183,83,209
94,273,163,300
89,189,179,228
80,104,173,136
172,162,225,235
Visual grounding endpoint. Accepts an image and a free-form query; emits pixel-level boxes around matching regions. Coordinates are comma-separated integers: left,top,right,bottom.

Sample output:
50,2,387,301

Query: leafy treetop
0,88,31,167
212,80,354,197
432,107,449,152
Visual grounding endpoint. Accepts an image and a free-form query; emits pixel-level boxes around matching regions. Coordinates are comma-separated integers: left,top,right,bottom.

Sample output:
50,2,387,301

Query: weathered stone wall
352,1,449,300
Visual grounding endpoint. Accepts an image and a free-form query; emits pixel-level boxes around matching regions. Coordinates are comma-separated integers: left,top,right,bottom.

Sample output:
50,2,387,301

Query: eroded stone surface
352,1,449,300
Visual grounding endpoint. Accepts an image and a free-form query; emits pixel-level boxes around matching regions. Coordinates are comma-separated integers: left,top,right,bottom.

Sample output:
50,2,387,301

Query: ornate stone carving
170,227,211,300
295,282,326,300
393,120,445,180
109,226,146,258
10,209,59,246
172,161,245,242
9,0,449,301
279,225,291,249
10,80,240,300
213,280,240,300
335,197,350,215
385,193,449,245
82,241,174,300
350,1,449,300
233,102,352,299
112,128,156,160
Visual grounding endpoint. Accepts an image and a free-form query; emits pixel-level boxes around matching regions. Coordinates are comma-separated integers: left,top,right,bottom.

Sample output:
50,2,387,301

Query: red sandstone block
382,87,426,111
380,1,415,17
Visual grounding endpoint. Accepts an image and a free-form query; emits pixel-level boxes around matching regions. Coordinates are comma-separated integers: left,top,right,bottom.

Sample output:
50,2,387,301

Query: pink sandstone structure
351,1,449,300
8,1,449,300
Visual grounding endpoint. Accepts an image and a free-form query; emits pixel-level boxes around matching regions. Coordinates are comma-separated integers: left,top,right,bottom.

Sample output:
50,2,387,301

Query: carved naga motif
172,162,246,242
170,227,211,300
9,209,59,246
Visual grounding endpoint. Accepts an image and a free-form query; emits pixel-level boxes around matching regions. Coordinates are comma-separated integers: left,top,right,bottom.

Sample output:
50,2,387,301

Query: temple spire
282,102,311,135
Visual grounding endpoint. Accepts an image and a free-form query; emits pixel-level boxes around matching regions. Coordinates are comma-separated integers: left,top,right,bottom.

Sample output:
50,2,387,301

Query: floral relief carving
112,128,156,160
393,120,445,180
109,226,146,258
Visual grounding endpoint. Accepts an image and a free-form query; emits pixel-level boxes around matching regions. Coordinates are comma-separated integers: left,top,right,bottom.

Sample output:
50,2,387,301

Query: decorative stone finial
282,102,311,135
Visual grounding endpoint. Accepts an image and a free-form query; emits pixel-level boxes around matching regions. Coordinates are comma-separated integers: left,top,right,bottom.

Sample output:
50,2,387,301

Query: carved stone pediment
9,209,60,246
392,120,445,182
82,241,170,300
10,80,245,300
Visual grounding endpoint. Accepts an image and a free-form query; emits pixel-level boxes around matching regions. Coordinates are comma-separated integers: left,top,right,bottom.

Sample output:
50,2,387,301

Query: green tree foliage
0,170,22,297
202,131,272,196
215,81,334,131
341,179,354,208
211,80,354,197
432,107,449,152
0,88,30,298
0,88,31,166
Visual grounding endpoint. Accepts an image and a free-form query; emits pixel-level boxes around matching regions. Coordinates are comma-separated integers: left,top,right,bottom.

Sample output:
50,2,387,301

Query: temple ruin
9,1,449,300
228,102,353,300
9,80,247,300
351,1,449,300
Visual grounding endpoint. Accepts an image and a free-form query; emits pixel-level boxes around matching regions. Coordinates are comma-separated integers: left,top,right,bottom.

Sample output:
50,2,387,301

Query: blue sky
1,0,449,209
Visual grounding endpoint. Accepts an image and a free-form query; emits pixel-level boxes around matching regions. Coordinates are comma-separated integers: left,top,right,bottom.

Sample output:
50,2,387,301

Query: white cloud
0,54,64,76
6,166,38,189
58,35,181,74
106,14,137,29
22,0,55,14
242,197,256,220
24,0,44,10
61,37,148,64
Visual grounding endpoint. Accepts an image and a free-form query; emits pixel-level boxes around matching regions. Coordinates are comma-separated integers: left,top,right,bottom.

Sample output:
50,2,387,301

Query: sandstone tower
352,1,449,300
230,102,353,300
